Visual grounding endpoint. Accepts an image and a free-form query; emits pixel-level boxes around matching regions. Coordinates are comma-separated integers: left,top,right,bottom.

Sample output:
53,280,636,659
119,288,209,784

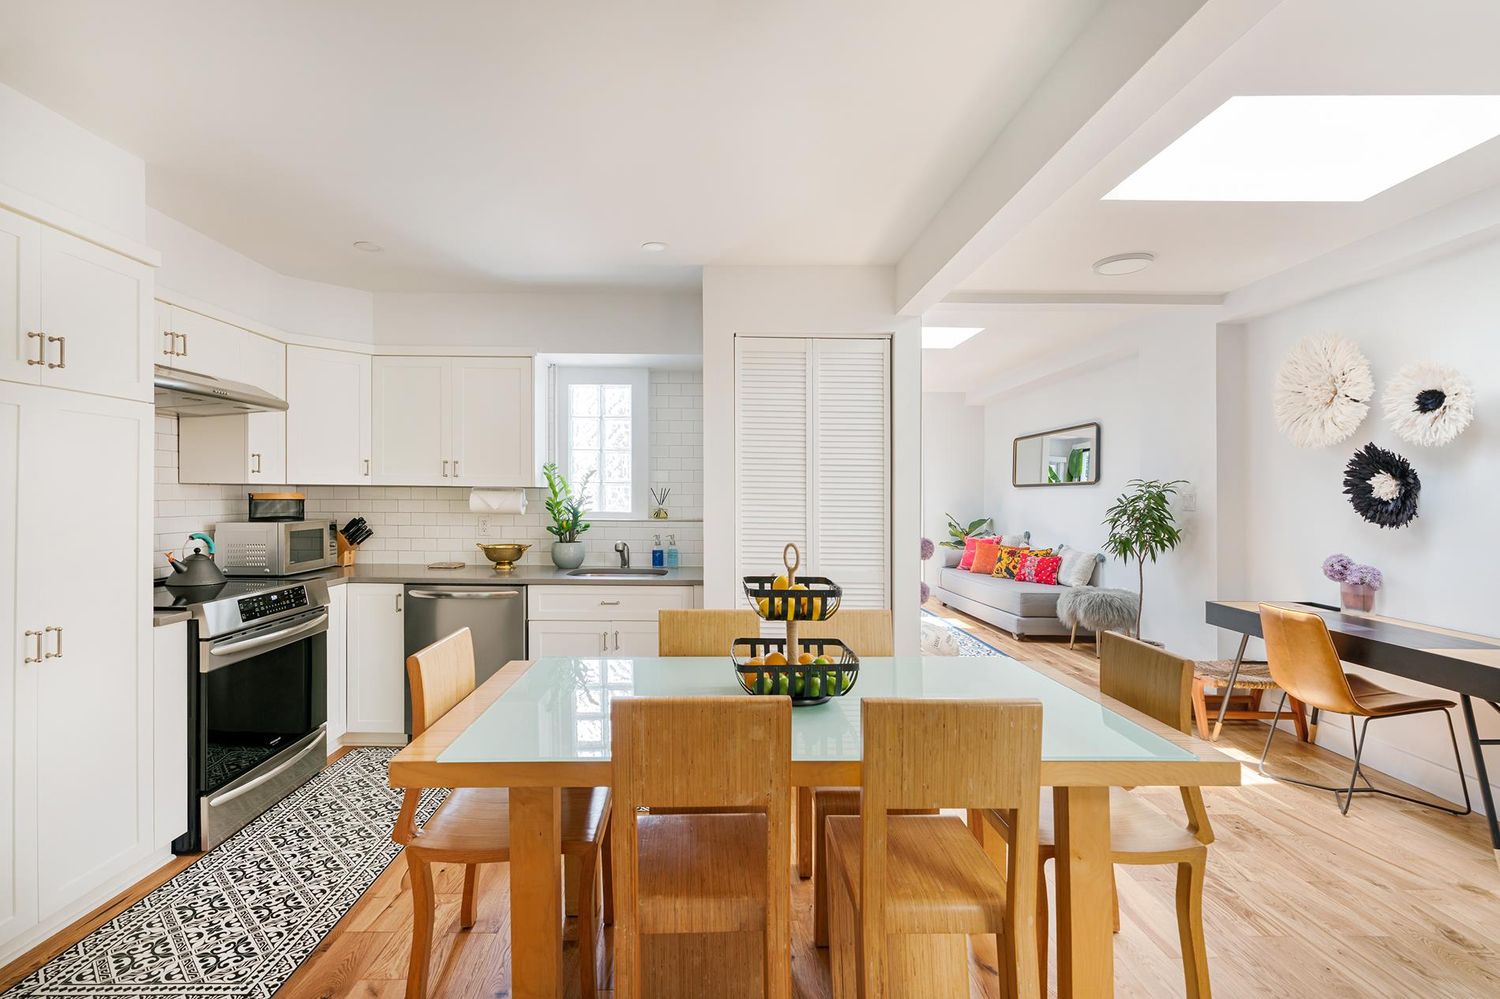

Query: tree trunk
1135,559,1145,638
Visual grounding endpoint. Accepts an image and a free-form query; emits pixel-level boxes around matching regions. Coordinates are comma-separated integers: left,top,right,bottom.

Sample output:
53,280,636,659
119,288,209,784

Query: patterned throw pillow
1017,553,1063,586
994,546,1053,580
957,535,981,570
970,538,1003,575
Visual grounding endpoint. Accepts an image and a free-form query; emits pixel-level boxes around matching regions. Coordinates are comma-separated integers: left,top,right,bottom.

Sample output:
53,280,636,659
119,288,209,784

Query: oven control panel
237,585,309,623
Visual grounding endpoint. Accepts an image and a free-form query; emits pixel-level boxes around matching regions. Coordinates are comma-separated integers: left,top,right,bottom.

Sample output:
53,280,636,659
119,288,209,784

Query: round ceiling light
353,240,384,253
1092,252,1154,276
640,241,669,252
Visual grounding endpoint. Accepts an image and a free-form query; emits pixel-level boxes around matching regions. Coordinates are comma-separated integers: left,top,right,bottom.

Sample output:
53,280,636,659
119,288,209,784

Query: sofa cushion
938,568,1065,617
957,536,981,570
970,538,1003,575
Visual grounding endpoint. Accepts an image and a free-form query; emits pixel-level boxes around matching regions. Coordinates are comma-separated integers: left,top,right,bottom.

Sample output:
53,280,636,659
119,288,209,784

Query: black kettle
165,532,227,590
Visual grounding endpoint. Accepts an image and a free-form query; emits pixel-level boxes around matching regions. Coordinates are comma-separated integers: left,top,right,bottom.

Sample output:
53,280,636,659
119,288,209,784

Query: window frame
551,366,651,521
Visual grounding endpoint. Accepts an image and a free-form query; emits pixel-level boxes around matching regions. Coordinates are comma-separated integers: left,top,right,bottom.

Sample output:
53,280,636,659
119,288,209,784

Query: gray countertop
308,562,704,587
152,609,193,627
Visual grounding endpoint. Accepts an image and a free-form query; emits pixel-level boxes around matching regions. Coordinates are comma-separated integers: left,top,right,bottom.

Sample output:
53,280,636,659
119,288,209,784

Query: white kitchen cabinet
0,206,41,387
527,584,692,657
37,227,154,403
371,355,537,487
372,356,450,484
171,306,289,484
1,382,156,959
286,344,371,484
528,620,618,657
609,620,662,655
153,621,188,847
345,584,406,741
326,584,348,747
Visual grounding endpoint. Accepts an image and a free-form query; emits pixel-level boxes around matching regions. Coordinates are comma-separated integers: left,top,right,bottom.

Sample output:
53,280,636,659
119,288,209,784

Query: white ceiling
930,0,1500,392
0,0,1101,291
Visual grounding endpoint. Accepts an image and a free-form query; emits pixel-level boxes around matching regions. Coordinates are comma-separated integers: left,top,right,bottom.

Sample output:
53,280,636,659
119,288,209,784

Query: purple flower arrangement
1322,553,1383,591
1321,553,1354,582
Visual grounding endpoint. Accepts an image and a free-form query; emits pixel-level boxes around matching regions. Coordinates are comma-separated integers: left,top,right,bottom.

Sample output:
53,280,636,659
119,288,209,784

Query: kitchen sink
566,567,670,577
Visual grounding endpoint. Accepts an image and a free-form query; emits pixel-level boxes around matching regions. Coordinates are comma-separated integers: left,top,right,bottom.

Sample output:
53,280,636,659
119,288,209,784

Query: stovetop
155,575,331,639
153,577,301,610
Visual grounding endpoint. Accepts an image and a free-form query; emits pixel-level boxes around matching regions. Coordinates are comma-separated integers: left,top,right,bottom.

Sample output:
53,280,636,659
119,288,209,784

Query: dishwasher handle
407,588,521,600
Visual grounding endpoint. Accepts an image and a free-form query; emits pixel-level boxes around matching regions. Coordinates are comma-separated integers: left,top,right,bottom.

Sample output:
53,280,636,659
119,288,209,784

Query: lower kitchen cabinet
326,584,348,747
528,619,662,656
526,584,692,657
345,583,406,742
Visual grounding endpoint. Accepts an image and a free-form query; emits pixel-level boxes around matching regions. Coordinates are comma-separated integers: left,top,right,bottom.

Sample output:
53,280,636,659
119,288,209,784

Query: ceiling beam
937,291,1223,311
895,0,1282,317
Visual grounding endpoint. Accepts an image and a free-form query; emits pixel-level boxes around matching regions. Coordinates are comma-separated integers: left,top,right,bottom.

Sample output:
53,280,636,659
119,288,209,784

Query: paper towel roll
469,489,527,515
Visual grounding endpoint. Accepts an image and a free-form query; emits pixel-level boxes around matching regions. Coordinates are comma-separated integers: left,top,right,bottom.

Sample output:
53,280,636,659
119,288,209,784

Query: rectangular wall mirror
1013,422,1100,487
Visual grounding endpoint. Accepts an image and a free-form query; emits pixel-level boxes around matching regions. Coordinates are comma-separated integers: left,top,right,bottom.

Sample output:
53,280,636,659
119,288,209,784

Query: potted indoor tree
1101,478,1186,639
543,462,594,569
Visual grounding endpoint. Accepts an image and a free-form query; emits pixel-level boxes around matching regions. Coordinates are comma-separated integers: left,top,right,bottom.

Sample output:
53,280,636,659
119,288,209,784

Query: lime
813,655,831,665
777,673,790,695
758,674,775,695
840,672,854,693
807,674,823,698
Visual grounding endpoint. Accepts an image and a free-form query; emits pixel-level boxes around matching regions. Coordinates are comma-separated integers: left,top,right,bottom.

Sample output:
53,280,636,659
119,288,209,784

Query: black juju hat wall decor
1343,442,1420,529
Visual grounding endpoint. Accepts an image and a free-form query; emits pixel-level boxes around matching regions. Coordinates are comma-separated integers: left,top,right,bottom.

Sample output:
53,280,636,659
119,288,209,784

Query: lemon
765,651,787,667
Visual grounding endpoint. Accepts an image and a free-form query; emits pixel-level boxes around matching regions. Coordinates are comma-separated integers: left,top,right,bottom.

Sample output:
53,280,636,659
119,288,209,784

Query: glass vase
1340,581,1375,613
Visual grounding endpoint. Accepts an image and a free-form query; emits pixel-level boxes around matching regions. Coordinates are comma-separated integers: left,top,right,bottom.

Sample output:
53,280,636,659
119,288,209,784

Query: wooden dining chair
610,695,792,999
395,628,612,999
826,698,1044,999
657,608,762,656
1258,602,1472,817
982,631,1215,998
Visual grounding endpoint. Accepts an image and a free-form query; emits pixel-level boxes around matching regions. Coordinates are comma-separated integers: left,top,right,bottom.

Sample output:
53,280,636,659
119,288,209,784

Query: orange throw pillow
969,538,1002,575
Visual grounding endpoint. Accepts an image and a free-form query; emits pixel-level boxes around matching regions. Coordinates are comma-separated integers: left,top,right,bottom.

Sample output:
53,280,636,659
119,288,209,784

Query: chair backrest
798,609,895,656
1259,603,1362,714
859,698,1042,994
1098,631,1214,845
611,696,791,999
405,627,477,738
657,609,762,656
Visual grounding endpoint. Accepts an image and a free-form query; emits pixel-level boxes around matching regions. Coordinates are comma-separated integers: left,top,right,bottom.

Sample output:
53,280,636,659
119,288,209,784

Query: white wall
921,392,985,585
1238,237,1500,811
373,288,702,352
702,265,923,654
0,82,145,239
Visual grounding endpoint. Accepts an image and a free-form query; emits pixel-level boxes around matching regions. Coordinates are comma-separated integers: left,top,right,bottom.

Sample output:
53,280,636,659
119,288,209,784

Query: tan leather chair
1258,603,1472,816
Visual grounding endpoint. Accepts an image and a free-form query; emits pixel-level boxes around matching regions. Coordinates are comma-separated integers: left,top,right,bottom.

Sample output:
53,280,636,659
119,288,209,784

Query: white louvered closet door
734,336,890,609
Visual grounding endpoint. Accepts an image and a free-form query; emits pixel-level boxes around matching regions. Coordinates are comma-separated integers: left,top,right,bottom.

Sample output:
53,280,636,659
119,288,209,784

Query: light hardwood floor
5,604,1499,998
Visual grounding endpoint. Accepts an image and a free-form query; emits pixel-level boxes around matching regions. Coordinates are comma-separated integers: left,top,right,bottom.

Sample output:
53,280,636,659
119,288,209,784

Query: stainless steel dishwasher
402,584,526,736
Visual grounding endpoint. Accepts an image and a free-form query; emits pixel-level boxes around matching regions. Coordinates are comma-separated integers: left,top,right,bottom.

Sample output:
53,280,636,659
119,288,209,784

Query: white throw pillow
999,531,1030,547
1056,545,1101,587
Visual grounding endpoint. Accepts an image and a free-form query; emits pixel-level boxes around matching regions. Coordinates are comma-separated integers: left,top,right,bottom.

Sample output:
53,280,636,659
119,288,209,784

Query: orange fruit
765,651,788,666
797,652,815,665
747,656,766,666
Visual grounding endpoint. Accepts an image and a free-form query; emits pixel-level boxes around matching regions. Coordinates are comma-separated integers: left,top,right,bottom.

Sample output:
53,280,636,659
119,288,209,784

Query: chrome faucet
614,541,631,568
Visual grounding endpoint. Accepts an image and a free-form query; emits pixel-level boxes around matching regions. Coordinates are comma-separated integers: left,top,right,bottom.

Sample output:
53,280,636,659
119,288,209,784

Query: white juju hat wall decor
1273,335,1374,448
1382,361,1475,447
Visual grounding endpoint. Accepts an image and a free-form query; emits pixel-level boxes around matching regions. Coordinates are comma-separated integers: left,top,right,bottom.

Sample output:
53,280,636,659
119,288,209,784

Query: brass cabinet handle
442,459,450,477
363,458,370,476
453,460,460,477
601,632,608,652
46,335,65,369
26,331,45,366
23,630,43,663
177,332,188,357
162,330,176,357
251,452,262,473
43,625,62,660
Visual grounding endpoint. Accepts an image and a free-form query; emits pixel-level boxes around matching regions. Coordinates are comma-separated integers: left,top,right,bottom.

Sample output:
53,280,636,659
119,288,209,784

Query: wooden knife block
336,533,359,567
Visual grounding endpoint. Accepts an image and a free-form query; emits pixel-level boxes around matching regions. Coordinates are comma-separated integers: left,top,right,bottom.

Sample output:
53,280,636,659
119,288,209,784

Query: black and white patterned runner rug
3,748,441,999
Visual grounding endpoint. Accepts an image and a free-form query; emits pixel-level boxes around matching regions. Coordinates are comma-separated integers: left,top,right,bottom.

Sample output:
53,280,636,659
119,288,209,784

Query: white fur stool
1056,587,1139,655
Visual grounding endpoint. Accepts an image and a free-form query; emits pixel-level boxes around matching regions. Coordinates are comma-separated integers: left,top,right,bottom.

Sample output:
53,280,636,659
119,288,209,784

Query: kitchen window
553,367,650,519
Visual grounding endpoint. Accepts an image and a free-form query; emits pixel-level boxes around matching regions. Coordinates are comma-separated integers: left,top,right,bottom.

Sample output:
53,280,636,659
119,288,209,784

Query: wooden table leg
797,786,814,879
1054,786,1113,999
511,786,563,999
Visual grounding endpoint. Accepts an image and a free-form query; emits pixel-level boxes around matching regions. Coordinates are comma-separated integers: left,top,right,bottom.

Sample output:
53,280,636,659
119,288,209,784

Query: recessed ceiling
0,0,1103,291
958,0,1500,298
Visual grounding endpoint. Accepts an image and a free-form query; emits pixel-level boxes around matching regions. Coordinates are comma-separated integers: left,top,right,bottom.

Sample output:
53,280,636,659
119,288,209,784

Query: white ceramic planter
551,541,586,570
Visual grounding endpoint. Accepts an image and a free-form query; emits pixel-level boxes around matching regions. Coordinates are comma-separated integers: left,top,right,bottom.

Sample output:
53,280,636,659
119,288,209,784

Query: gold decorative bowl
476,542,530,571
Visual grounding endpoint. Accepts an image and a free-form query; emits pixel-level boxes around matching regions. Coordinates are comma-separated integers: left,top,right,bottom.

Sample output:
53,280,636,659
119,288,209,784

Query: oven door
194,608,328,850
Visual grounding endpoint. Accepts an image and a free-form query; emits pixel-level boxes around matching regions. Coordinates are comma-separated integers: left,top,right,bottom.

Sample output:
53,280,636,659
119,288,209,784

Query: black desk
1207,600,1500,869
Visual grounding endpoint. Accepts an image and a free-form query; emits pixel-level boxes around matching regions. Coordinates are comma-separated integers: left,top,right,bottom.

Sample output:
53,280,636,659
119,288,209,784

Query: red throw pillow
1017,553,1063,586
957,535,981,570
970,538,1003,575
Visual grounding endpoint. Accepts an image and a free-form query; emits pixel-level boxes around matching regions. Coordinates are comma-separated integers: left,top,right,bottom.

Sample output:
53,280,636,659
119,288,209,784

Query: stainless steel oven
161,577,331,853
214,519,339,576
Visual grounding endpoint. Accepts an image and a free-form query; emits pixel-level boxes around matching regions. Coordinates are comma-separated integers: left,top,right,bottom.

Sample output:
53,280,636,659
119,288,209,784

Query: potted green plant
542,461,594,569
1101,478,1186,639
939,513,994,549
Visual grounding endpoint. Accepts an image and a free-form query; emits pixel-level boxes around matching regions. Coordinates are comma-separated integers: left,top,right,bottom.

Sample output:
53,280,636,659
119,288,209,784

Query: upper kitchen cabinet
0,216,153,403
170,305,289,484
286,344,371,484
372,355,538,488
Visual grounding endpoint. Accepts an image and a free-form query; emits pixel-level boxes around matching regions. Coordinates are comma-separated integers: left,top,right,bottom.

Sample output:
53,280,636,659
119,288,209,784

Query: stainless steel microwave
215,520,338,575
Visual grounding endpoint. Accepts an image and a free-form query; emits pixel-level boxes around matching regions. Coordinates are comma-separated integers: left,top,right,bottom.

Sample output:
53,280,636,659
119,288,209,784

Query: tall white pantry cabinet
0,195,170,964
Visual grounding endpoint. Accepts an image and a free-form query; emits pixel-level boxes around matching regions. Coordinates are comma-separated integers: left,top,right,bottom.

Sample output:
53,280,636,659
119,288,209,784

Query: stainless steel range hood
154,366,289,416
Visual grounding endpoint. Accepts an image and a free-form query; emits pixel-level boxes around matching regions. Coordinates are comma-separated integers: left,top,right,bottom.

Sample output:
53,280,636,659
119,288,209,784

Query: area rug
921,608,1009,656
2,748,440,999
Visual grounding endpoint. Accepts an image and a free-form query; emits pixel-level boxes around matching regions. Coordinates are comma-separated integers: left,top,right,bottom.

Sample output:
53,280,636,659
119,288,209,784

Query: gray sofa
931,545,1102,639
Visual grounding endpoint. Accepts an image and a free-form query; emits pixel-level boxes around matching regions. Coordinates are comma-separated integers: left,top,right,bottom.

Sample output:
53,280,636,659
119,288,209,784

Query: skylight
921,326,983,349
1104,95,1500,202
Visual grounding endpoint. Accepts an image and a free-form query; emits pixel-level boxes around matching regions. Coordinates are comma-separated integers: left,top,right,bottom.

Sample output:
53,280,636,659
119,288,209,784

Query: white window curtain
734,337,890,608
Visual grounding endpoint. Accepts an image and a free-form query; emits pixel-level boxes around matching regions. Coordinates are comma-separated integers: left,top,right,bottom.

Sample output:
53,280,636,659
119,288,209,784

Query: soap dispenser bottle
651,534,665,568
665,534,679,569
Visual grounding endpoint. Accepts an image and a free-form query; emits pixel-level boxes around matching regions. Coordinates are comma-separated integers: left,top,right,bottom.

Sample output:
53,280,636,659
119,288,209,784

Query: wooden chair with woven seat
1258,602,1473,817
396,628,612,999
658,608,763,657
610,695,792,999
1191,657,1308,742
827,698,1044,999
981,631,1215,998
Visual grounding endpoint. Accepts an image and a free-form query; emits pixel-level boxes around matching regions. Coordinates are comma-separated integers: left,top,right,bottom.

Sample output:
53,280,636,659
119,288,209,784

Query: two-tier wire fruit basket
733,543,859,706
